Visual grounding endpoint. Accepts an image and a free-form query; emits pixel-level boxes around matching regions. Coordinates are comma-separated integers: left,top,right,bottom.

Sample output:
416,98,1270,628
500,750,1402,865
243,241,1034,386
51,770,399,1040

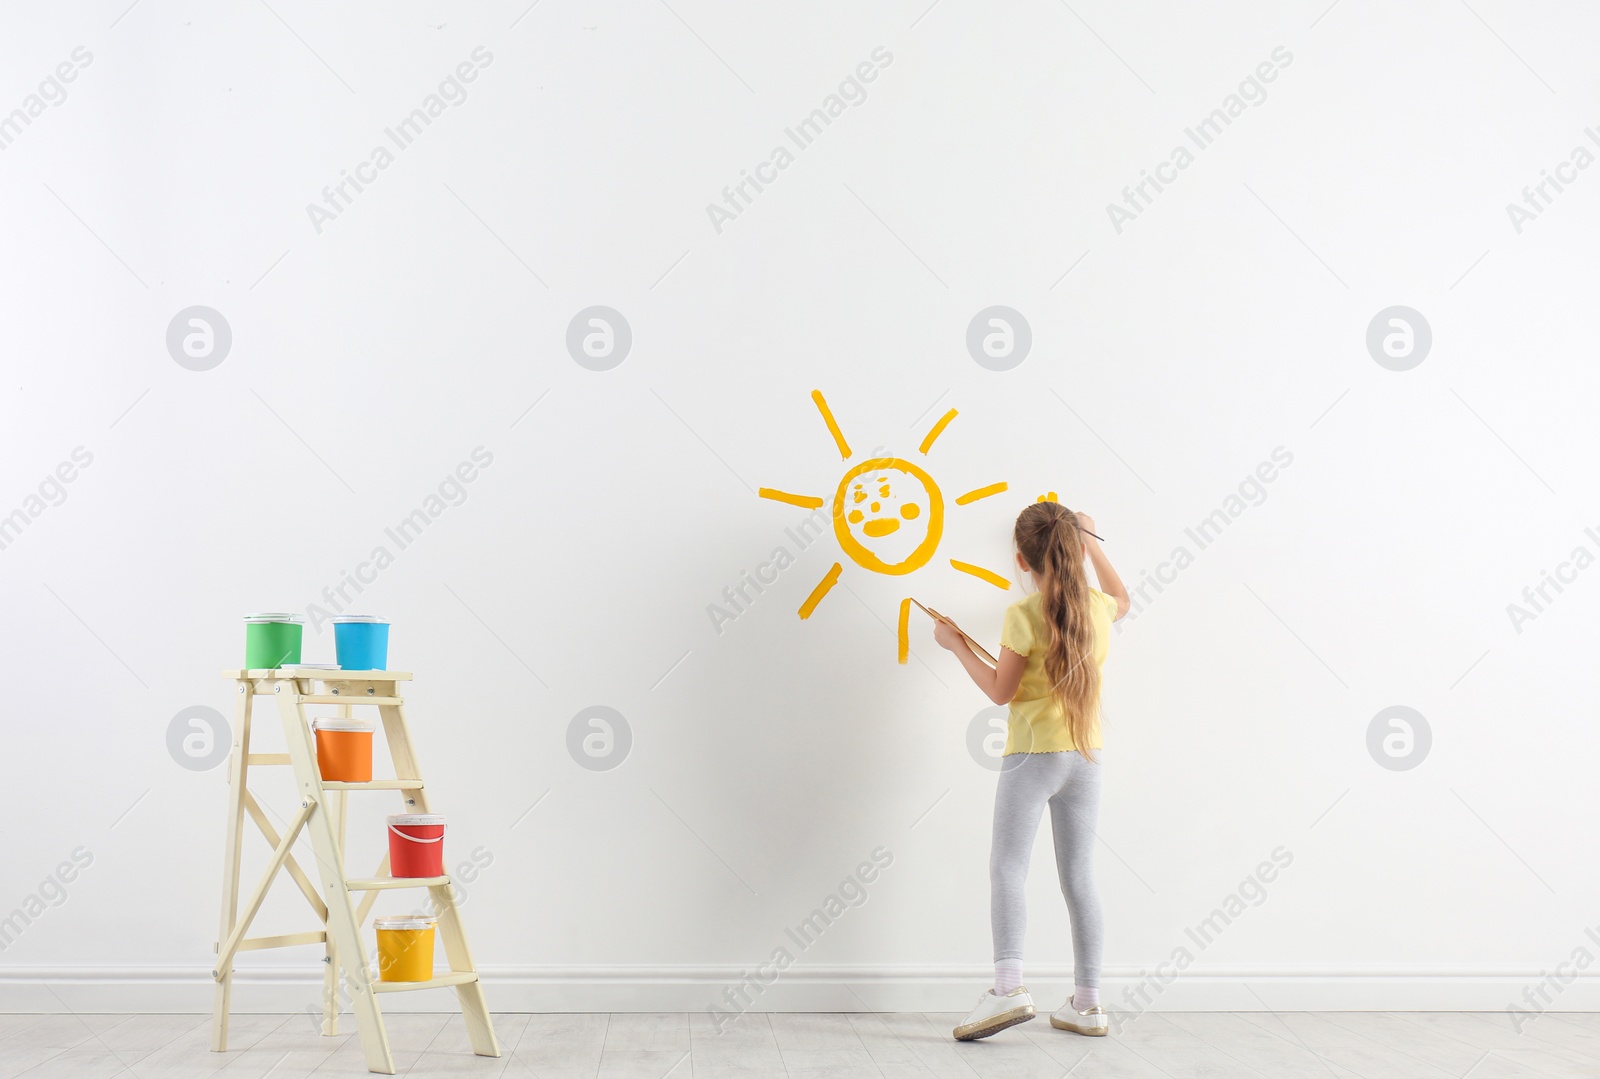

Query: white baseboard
2,966,1596,1014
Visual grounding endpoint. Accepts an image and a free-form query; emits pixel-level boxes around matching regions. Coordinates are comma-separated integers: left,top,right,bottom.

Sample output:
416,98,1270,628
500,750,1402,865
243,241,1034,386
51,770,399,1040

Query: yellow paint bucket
374,915,436,982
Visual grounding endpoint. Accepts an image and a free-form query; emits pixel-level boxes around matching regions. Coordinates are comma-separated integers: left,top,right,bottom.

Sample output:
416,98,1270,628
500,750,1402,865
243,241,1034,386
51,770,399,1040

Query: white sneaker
1050,996,1108,1036
952,986,1035,1041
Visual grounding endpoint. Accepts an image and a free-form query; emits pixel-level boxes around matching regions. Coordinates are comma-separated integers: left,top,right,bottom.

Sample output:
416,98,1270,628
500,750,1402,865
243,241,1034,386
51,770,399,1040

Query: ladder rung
221,931,327,952
321,780,423,791
297,694,404,705
246,753,292,765
372,971,478,993
346,875,449,891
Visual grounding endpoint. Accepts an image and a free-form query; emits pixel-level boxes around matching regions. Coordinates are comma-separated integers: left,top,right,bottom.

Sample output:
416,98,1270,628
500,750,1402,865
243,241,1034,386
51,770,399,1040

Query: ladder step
224,668,411,679
346,875,450,891
372,972,478,993
298,695,404,705
246,753,292,765
321,780,423,791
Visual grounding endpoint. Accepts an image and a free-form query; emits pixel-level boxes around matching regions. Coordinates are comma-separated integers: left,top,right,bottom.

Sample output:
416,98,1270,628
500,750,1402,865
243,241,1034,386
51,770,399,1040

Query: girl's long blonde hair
1014,502,1099,761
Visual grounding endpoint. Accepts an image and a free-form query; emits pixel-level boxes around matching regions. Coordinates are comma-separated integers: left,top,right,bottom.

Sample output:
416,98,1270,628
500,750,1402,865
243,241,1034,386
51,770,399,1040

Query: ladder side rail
278,677,396,1075
378,700,499,1059
324,700,353,1037
210,681,254,1053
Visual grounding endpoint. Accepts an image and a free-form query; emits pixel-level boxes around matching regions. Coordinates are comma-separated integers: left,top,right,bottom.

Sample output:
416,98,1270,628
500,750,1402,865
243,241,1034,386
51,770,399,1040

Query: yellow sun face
758,390,1013,663
834,458,943,575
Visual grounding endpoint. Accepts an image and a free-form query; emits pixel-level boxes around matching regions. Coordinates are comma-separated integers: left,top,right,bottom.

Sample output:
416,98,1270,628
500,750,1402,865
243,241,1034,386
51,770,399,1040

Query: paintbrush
910,598,998,666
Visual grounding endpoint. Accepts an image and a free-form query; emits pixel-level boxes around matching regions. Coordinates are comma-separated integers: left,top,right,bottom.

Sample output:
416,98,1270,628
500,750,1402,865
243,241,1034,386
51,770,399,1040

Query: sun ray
811,390,852,460
798,562,843,619
918,408,958,454
759,487,825,509
950,559,1010,590
955,481,1009,506
897,598,910,664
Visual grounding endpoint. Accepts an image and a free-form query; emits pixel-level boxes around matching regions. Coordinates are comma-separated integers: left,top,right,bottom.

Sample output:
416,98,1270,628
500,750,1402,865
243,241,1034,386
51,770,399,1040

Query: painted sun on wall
758,390,1014,663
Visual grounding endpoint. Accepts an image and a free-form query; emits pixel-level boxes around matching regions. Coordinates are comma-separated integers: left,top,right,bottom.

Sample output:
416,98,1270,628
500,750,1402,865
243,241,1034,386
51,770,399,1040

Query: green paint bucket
244,613,304,669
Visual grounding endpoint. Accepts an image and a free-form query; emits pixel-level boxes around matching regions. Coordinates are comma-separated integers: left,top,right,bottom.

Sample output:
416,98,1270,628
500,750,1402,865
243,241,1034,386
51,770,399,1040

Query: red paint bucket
387,814,445,877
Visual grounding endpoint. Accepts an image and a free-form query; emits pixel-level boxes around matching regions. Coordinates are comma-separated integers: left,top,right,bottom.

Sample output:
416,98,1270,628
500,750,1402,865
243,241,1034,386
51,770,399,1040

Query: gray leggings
990,750,1103,986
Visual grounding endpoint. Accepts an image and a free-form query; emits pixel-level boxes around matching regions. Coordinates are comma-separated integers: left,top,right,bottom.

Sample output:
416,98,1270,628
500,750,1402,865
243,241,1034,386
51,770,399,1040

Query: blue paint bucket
333,615,390,671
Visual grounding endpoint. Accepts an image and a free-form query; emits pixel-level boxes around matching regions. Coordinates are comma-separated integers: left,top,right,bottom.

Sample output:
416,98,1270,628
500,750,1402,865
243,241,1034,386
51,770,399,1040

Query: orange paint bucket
311,719,373,783
374,915,436,982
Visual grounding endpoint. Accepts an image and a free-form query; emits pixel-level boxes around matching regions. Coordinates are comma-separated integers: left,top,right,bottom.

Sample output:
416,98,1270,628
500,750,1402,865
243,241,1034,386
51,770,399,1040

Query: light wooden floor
3,1010,1598,1078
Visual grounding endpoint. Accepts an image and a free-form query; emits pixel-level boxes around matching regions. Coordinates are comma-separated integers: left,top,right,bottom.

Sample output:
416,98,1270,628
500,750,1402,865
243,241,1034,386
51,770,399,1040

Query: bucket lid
387,813,446,826
244,612,304,623
374,915,436,930
311,718,373,732
333,614,388,624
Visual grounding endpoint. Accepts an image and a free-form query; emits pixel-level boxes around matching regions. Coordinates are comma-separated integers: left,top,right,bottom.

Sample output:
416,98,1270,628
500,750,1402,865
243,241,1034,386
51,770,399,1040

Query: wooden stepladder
210,668,498,1074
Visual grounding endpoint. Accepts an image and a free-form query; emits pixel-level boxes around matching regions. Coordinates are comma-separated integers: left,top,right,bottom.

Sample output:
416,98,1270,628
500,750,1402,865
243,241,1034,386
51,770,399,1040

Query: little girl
932,501,1129,1041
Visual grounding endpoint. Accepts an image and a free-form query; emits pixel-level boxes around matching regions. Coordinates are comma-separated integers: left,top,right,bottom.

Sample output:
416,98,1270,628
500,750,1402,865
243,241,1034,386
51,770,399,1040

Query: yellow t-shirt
999,588,1117,755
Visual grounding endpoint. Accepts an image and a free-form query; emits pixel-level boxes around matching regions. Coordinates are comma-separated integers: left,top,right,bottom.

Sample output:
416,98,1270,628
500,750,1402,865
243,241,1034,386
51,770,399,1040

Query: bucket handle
388,825,444,844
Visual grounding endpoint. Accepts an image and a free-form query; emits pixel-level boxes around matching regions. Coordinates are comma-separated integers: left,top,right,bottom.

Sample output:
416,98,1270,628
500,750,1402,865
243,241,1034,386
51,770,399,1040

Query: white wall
2,0,1597,1016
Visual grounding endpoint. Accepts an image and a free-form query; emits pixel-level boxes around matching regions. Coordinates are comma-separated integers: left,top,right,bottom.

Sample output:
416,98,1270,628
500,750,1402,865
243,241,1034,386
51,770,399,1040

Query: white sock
1073,985,1100,1009
994,959,1024,994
